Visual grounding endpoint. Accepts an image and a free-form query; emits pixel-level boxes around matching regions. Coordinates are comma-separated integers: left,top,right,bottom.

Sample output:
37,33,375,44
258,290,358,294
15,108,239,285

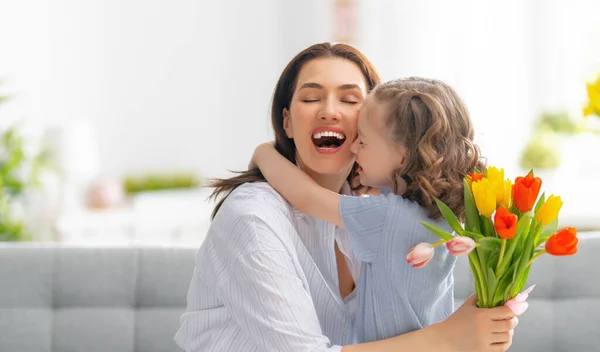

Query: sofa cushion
0,244,195,352
1,233,599,351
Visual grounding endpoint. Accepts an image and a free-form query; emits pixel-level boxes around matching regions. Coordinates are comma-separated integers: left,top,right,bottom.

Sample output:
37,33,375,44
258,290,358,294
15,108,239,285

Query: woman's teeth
312,131,346,140
311,131,346,149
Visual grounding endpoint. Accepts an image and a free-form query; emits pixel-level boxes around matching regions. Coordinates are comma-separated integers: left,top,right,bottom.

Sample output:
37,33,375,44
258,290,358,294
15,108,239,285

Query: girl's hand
249,142,275,170
441,294,522,352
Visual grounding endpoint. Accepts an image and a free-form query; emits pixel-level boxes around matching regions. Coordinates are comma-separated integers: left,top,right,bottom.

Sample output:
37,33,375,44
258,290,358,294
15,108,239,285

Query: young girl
251,77,489,343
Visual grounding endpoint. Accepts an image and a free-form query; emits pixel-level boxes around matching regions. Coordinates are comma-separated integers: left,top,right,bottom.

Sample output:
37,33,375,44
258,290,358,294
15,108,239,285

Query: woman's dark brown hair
209,42,381,219
372,77,486,221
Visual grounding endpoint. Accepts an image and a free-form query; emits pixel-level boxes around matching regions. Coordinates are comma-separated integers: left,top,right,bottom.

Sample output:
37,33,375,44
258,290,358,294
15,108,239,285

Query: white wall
1,0,599,182
0,0,335,181
357,0,600,176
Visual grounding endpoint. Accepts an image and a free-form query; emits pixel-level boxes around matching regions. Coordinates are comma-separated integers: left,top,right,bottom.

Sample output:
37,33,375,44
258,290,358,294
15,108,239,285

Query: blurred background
1,0,599,246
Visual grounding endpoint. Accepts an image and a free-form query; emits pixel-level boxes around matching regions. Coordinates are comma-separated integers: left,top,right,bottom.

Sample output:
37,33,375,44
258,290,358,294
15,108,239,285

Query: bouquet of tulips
406,167,579,312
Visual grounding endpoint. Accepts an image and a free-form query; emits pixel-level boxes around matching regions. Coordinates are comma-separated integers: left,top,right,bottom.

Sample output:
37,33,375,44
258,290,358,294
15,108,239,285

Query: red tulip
512,174,542,213
494,207,518,240
545,227,578,256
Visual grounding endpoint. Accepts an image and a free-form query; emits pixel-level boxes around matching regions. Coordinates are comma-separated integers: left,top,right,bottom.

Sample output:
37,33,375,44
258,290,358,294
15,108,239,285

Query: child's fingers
491,316,519,332
489,304,518,320
490,331,512,344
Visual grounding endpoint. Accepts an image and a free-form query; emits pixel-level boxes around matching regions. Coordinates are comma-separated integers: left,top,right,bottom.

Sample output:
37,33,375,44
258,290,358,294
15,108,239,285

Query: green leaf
435,198,464,236
476,247,488,284
482,216,497,238
536,218,559,247
487,251,500,272
464,230,485,240
468,252,483,307
420,222,454,241
494,266,517,305
495,214,532,277
512,266,532,299
534,192,546,215
487,267,498,304
469,250,488,307
464,179,481,233
478,237,503,251
510,228,536,296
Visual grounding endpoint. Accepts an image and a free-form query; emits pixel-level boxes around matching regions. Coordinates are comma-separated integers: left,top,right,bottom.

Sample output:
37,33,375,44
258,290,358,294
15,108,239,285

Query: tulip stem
529,250,546,265
432,239,447,248
496,239,507,272
470,253,488,306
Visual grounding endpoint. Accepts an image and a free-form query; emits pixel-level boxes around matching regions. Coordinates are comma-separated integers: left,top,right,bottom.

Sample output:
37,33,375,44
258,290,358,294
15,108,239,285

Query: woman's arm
252,143,344,227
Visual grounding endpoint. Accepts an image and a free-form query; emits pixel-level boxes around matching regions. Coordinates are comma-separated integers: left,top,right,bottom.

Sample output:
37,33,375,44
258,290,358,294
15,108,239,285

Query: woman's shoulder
205,182,296,255
219,182,292,219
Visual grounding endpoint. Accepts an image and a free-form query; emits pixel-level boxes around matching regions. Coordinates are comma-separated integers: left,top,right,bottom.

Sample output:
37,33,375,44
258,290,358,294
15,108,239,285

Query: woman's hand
440,294,522,352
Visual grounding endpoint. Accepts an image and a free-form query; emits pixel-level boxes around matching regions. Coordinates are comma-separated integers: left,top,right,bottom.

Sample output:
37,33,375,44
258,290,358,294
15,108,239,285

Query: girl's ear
283,108,293,138
396,145,409,169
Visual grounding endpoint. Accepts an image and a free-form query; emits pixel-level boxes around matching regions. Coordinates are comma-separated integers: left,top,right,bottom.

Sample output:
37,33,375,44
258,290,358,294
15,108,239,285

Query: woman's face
283,58,367,178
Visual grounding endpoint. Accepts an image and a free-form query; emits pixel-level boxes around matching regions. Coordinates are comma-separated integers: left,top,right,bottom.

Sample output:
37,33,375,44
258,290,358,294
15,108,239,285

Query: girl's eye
302,99,319,103
342,100,359,105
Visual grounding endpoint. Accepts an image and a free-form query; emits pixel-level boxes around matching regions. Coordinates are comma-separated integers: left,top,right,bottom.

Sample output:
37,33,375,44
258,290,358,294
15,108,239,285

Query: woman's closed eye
302,99,320,103
341,94,361,105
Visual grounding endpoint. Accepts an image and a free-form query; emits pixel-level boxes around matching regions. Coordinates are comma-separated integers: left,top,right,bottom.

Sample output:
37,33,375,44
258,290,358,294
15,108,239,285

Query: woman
175,42,518,352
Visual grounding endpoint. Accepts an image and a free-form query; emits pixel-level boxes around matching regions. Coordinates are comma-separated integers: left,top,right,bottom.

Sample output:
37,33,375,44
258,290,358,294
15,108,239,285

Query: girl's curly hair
372,77,486,221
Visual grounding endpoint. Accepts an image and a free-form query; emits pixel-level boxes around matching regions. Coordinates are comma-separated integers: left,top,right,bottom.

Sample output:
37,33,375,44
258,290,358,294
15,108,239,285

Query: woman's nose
319,99,341,121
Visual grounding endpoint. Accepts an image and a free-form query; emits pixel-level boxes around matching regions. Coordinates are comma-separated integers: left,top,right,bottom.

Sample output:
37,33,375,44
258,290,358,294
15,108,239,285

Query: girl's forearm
254,143,344,227
342,322,454,352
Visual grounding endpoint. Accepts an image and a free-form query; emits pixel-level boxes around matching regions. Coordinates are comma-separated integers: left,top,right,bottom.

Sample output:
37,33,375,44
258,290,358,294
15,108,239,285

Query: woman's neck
297,158,351,193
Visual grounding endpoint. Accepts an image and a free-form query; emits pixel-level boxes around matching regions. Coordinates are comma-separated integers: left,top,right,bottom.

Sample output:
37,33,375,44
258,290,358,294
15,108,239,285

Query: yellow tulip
500,179,512,209
487,166,505,205
471,178,496,217
584,77,600,117
584,105,594,116
536,194,563,226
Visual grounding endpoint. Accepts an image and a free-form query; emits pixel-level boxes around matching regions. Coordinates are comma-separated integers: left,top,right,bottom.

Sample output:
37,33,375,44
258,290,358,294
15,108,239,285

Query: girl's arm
344,295,518,352
252,143,344,228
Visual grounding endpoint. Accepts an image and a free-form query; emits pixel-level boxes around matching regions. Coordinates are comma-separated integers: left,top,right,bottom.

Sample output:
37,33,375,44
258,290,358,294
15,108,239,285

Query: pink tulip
445,236,476,256
406,243,434,268
504,285,535,316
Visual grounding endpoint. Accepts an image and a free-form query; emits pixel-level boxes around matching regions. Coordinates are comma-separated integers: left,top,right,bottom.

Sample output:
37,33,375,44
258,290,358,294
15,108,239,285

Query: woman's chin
306,156,355,177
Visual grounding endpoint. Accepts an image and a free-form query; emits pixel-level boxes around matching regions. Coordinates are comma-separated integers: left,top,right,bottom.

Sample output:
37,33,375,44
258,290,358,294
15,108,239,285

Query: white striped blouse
174,182,360,351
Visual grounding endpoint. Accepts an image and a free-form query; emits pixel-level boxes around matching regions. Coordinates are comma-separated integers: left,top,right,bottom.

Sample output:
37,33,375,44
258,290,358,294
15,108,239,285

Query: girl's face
284,58,367,178
350,97,407,190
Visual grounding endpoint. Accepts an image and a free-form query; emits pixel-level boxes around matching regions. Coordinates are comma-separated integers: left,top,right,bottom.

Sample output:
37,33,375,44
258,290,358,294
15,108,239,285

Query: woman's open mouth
311,130,346,154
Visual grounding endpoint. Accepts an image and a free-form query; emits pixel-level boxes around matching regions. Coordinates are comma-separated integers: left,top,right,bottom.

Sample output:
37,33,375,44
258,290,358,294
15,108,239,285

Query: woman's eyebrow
298,82,323,91
338,84,362,91
297,82,363,92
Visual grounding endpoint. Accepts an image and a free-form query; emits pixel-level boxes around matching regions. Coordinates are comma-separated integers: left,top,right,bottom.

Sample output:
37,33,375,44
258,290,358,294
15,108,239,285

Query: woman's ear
283,108,293,138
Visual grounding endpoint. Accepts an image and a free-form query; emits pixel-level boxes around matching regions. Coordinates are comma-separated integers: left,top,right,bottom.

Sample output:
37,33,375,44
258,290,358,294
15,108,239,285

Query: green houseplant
0,84,50,241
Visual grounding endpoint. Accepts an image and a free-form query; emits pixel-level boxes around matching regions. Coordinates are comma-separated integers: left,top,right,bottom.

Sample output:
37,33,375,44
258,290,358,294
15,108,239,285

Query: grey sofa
1,234,599,352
